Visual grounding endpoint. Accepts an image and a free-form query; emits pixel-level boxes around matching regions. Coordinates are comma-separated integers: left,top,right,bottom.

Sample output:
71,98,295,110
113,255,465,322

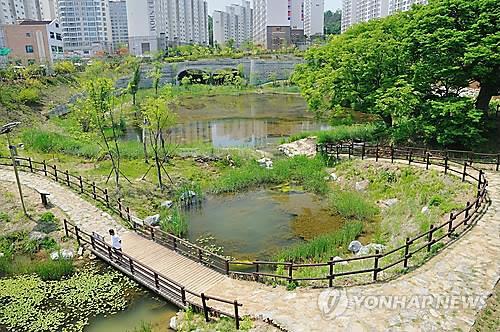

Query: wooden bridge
1,144,499,330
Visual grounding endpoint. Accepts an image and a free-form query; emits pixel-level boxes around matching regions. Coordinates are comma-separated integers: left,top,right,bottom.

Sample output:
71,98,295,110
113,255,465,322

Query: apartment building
127,0,209,56
304,0,324,37
56,0,113,56
341,0,427,32
39,0,57,21
109,0,128,51
2,19,63,64
213,0,252,48
0,0,42,25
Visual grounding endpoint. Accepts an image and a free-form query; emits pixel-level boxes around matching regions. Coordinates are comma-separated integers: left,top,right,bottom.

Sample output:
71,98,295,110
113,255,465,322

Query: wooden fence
225,143,491,285
62,219,242,329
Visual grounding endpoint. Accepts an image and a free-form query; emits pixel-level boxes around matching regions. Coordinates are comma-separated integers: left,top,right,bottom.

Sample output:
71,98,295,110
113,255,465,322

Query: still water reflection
122,94,330,148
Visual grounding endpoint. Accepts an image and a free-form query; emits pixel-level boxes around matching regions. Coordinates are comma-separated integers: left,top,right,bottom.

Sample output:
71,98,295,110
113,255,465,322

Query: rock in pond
169,316,177,330
161,200,174,209
348,240,363,254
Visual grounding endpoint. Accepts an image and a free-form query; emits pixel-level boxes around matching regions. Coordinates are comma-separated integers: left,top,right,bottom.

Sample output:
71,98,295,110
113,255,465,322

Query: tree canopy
293,0,499,148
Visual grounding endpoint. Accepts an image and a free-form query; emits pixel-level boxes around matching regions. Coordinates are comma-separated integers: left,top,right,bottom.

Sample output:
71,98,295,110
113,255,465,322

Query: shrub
16,88,41,104
53,61,76,75
33,259,74,280
0,212,10,223
285,124,380,144
39,212,56,224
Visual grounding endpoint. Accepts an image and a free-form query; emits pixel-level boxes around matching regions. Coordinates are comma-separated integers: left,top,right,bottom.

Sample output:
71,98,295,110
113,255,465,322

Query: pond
86,291,177,332
183,188,343,261
122,94,331,148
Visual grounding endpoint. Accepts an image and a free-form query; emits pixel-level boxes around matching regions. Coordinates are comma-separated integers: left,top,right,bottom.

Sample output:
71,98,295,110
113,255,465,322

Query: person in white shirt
109,229,122,261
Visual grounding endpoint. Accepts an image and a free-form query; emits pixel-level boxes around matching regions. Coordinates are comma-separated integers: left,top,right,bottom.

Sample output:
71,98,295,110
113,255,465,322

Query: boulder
332,256,348,266
61,249,74,260
257,157,273,169
355,180,370,192
421,206,430,215
278,137,317,157
29,231,48,241
379,198,399,208
161,200,174,209
348,240,363,254
169,316,177,330
330,173,338,181
357,243,387,256
144,214,161,227
77,247,84,256
50,251,60,260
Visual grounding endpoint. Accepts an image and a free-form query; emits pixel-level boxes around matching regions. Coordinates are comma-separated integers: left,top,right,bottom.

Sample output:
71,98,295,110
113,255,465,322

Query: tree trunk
475,82,498,113
142,122,148,163
154,150,162,190
380,113,393,127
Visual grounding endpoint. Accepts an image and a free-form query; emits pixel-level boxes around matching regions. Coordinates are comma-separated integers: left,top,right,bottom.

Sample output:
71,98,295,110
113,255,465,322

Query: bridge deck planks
120,232,227,297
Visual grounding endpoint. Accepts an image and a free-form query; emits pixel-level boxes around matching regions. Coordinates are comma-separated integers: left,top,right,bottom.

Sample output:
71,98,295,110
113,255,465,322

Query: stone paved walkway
0,166,498,332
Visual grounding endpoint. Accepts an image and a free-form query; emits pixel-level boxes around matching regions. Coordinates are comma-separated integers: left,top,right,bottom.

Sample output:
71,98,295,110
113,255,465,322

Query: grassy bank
283,123,381,144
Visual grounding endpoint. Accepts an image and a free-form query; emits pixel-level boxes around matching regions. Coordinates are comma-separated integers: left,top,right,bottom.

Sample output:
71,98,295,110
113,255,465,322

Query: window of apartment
25,45,34,53
55,23,59,28
28,59,36,65
50,31,55,38
25,32,31,37
58,46,63,52
51,45,57,52
56,33,62,40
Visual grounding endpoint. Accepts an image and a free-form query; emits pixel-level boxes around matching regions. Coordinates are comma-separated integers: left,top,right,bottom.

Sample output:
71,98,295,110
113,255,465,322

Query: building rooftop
18,20,53,26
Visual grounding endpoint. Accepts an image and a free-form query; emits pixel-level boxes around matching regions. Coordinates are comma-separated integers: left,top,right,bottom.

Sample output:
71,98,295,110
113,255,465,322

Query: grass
211,155,328,195
276,221,364,262
283,123,380,144
329,188,379,220
472,283,499,332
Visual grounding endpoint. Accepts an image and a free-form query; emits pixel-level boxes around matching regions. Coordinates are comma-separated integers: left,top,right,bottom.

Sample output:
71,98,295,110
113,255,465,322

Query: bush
33,259,74,280
16,88,41,104
285,124,380,144
0,212,10,223
53,61,76,75
39,212,56,224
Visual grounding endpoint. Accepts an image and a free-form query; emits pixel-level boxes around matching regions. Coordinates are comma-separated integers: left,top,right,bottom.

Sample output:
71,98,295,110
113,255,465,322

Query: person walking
109,229,122,261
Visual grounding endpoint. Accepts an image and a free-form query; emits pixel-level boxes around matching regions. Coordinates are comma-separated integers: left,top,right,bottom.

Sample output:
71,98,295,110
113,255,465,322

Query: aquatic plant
283,123,380,144
329,189,379,220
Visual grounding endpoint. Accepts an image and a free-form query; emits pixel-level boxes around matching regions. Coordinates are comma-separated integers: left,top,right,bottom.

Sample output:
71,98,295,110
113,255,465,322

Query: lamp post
1,122,27,216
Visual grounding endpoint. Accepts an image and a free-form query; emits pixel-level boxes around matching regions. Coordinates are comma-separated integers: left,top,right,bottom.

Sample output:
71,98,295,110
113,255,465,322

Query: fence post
477,170,483,191
336,145,339,159
464,201,470,225
181,287,186,305
92,182,97,200
496,154,499,172
28,157,33,172
201,293,210,322
288,262,293,283
126,207,131,225
234,300,240,330
348,143,351,159
53,165,58,182
118,198,123,219
375,143,379,162
129,257,134,275
408,149,412,165
79,176,83,193
448,213,455,237
328,256,334,287
104,189,110,207
426,152,430,170
403,238,410,268
43,160,47,176
427,225,435,252
373,250,380,281
462,162,467,182
65,170,70,187
444,156,448,174
225,259,230,275
63,219,69,237
390,144,394,163
90,235,96,250
198,248,203,262
154,272,160,289
255,263,259,282
361,143,365,160
74,225,81,246
150,226,155,241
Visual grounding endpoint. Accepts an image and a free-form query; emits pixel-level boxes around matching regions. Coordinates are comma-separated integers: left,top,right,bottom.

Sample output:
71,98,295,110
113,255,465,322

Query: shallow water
86,294,177,332
122,94,330,148
184,189,343,260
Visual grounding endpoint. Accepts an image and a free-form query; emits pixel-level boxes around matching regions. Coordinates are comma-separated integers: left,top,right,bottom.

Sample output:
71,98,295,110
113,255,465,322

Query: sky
207,0,342,13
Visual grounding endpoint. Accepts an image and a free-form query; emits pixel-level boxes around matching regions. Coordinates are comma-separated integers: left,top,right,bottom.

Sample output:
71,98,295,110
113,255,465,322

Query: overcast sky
207,0,342,13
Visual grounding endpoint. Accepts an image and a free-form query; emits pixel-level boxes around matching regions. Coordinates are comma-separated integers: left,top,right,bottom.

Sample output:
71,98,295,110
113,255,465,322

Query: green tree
128,64,141,105
324,10,341,35
141,85,178,190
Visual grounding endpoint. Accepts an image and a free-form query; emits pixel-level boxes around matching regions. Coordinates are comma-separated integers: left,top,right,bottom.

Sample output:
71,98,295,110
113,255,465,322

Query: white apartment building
341,0,427,32
109,0,128,51
0,0,42,25
56,0,113,56
253,0,323,50
213,0,252,48
127,0,209,56
39,0,58,21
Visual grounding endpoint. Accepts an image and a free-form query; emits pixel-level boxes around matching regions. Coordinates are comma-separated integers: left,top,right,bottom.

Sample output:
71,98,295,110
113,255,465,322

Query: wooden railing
226,143,490,285
62,219,242,329
0,155,228,276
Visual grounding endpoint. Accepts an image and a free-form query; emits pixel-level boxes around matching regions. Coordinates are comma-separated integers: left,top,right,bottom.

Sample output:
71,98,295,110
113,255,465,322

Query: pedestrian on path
109,229,122,261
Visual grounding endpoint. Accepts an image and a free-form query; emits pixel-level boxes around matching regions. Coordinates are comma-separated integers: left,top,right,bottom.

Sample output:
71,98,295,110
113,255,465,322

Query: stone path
0,165,498,331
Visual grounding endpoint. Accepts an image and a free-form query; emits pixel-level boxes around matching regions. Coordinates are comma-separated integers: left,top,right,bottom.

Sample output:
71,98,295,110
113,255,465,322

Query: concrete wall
116,57,303,88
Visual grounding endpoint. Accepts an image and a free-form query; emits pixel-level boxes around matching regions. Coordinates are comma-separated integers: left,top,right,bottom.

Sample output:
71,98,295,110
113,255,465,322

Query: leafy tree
324,10,341,35
53,61,76,75
128,64,141,105
141,85,178,190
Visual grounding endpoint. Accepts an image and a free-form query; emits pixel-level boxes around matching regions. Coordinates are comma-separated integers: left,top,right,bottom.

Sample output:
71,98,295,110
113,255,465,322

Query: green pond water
86,293,177,332
122,93,331,148
184,188,343,261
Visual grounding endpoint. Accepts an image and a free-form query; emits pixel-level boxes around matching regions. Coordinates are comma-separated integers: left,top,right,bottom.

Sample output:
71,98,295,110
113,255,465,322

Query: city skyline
208,0,341,12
